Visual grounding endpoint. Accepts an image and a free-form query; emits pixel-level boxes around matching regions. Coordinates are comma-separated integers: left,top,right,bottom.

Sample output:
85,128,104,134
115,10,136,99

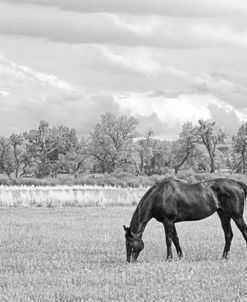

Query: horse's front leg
173,225,183,259
163,220,174,261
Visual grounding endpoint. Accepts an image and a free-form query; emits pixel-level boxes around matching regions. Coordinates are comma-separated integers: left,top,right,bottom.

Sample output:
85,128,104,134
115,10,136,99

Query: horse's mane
130,178,184,231
138,183,158,206
130,183,158,230
138,178,181,206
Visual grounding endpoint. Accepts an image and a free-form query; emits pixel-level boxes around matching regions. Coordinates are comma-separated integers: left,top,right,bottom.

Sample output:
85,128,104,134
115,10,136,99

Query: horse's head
123,225,144,263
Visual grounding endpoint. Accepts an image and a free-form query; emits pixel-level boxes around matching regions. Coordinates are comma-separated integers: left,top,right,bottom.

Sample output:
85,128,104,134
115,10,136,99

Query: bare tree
9,134,25,178
173,122,198,174
0,137,14,177
233,123,247,174
197,120,224,173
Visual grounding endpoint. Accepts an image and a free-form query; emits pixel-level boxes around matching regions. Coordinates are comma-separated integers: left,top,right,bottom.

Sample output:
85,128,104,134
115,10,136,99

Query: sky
0,0,247,139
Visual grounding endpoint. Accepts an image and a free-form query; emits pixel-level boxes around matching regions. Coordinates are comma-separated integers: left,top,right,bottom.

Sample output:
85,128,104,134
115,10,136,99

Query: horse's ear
123,225,131,236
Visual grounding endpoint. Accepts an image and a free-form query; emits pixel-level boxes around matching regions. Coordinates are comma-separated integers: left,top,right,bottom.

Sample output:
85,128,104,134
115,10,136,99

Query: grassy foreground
0,207,247,301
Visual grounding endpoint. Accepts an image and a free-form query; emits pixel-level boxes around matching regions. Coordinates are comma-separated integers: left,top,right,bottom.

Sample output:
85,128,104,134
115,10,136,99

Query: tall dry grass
0,185,147,207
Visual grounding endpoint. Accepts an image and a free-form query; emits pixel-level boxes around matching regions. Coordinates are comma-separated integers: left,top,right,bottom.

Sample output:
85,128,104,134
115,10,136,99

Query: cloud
136,113,181,139
0,55,126,137
193,71,247,109
0,53,246,140
1,2,247,49
0,54,79,93
190,23,247,48
146,89,190,98
0,90,10,96
98,46,187,78
115,89,247,138
36,94,123,136
114,92,214,139
2,0,247,18
0,4,161,47
0,93,123,137
208,103,242,133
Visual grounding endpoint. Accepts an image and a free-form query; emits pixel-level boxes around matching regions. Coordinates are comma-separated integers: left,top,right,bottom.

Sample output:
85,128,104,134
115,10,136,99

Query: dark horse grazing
123,178,247,262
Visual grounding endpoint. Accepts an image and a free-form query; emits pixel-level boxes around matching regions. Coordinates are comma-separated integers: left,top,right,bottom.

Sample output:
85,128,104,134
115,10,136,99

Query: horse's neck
130,201,152,238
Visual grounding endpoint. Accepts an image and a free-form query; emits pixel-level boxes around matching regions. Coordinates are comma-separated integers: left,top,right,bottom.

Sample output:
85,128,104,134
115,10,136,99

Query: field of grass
0,186,146,207
0,207,247,301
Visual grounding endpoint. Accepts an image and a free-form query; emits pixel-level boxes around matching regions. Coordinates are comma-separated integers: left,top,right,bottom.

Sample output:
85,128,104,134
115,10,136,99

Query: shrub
1,172,247,188
0,175,12,185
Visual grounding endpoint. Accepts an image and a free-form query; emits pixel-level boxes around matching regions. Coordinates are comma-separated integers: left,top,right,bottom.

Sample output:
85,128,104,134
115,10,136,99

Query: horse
123,178,247,263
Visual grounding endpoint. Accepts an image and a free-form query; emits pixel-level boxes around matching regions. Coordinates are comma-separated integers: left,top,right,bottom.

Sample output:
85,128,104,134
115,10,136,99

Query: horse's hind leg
173,225,183,259
163,220,174,261
232,216,247,247
217,210,233,259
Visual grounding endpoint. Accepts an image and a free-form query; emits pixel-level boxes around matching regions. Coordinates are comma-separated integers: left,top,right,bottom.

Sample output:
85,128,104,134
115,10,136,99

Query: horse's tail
237,181,247,198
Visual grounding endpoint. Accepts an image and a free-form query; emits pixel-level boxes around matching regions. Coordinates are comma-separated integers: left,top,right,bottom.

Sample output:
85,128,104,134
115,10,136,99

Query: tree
54,137,89,177
23,121,56,177
172,122,198,174
197,120,225,173
9,134,25,178
233,123,247,174
146,140,172,175
0,137,14,177
186,145,211,173
23,121,80,178
136,132,173,175
89,112,139,173
136,131,154,175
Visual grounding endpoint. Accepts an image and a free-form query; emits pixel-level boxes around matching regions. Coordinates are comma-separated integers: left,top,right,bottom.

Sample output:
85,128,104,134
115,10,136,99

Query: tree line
0,112,247,178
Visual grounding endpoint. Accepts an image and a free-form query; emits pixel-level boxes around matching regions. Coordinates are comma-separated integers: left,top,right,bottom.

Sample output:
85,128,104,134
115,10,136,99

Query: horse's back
149,178,246,222
154,178,246,221
154,179,218,222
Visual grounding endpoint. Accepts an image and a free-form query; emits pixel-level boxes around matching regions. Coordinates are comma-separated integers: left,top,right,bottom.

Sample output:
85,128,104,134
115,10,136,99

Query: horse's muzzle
128,251,139,263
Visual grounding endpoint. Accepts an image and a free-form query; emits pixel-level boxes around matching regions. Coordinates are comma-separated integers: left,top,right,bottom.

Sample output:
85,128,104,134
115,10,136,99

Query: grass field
0,186,146,207
0,207,247,301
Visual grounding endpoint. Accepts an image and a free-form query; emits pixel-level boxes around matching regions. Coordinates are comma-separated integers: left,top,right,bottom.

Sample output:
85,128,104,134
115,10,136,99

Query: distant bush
0,171,247,188
0,175,12,186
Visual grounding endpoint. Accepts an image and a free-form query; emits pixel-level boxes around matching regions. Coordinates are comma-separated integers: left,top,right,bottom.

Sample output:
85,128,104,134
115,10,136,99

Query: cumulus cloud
35,94,123,136
0,92,123,137
193,71,247,109
115,89,247,138
207,103,242,134
1,1,247,139
136,112,182,140
0,55,126,137
0,53,246,139
114,92,215,139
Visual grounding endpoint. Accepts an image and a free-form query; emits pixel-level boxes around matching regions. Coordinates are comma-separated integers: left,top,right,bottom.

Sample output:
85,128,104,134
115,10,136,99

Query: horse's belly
175,205,216,222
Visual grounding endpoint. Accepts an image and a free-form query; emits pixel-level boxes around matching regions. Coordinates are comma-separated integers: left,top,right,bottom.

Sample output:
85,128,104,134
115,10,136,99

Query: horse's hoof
221,254,229,260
